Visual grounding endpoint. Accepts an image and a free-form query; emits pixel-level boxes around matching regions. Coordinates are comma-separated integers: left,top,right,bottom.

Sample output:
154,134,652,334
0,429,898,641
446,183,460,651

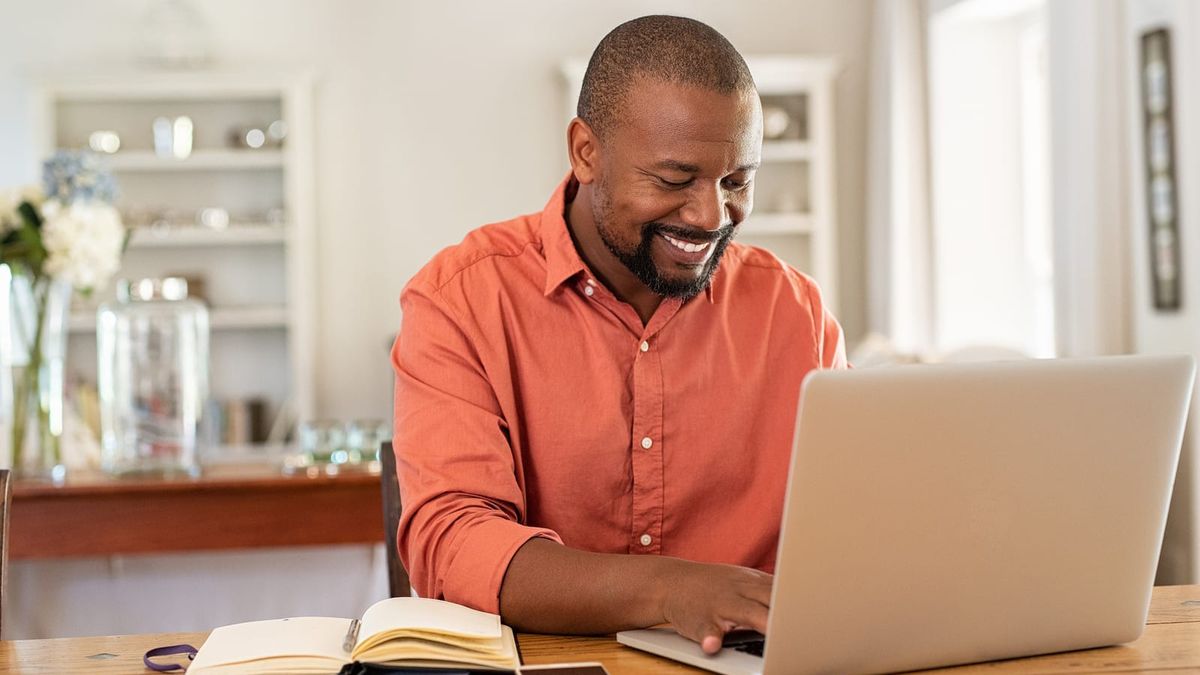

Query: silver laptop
618,354,1195,675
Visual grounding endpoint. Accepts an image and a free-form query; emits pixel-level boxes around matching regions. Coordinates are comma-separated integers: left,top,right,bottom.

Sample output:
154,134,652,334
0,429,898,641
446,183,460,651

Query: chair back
0,469,10,637
380,442,411,597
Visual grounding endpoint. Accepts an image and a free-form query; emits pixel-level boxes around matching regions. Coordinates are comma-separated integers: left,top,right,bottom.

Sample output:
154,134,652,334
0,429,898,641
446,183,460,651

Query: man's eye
724,178,751,190
658,177,690,188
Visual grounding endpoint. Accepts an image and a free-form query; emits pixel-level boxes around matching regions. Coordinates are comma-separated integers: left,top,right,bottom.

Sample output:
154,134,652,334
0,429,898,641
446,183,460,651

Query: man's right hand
658,559,772,654
498,538,773,655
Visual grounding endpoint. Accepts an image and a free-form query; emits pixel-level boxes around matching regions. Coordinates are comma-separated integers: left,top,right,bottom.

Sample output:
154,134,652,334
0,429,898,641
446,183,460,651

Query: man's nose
679,183,728,232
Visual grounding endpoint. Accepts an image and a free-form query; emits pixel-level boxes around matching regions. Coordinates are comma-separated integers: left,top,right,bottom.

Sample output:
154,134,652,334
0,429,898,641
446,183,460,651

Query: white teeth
663,234,711,254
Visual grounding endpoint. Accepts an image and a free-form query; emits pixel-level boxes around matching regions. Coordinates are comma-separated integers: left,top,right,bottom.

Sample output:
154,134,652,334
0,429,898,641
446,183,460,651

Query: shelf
741,213,813,235
127,225,288,249
104,150,284,171
761,140,812,162
69,305,289,333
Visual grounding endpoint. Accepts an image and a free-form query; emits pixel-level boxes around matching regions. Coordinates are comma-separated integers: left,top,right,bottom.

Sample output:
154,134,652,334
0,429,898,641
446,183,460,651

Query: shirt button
587,278,597,287
641,437,653,449
640,534,653,547
639,340,649,352
584,286,595,297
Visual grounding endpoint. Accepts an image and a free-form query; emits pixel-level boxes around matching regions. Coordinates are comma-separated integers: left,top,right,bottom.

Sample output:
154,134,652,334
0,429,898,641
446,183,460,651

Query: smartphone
519,663,610,675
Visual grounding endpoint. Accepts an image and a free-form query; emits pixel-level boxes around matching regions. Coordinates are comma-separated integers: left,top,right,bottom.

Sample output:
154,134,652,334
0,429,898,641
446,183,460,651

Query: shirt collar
540,171,717,304
541,173,588,297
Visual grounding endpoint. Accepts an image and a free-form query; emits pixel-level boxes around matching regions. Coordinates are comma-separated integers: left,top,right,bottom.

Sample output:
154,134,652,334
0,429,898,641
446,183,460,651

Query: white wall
0,0,872,423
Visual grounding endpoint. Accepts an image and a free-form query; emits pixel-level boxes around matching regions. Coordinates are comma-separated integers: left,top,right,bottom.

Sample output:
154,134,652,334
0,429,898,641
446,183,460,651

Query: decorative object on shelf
227,120,287,150
0,151,127,481
97,277,209,477
163,272,207,302
138,0,212,69
286,418,387,472
345,418,389,463
196,207,230,230
296,419,345,466
153,116,194,159
1139,28,1181,311
88,130,121,154
762,104,792,140
267,120,288,146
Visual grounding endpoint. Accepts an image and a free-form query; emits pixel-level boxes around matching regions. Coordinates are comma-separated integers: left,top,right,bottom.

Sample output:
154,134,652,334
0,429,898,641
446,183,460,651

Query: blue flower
41,150,118,205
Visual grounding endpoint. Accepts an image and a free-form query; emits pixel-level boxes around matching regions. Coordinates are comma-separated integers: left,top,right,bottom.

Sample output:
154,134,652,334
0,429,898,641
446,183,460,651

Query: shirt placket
574,277,681,555
628,298,681,555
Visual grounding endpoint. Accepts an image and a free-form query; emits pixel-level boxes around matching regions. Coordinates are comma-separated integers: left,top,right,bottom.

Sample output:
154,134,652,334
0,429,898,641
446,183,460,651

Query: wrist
643,555,688,625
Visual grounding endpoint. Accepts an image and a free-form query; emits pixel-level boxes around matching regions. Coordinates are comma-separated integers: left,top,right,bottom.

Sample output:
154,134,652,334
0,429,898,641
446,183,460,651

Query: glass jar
98,278,209,476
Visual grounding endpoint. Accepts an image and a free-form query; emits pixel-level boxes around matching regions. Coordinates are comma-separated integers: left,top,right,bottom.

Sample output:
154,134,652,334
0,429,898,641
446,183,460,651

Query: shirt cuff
442,517,563,614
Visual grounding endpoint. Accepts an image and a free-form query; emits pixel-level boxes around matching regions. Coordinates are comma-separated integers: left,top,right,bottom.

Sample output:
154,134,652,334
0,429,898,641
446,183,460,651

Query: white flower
0,188,20,233
40,200,125,291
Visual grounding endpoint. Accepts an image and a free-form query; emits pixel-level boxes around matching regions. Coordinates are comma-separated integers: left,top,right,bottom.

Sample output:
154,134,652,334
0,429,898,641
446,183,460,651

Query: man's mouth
661,233,712,254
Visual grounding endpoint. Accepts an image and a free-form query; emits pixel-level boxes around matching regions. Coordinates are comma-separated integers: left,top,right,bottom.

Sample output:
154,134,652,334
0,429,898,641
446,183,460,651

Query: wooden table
8,462,384,559
1,585,1196,674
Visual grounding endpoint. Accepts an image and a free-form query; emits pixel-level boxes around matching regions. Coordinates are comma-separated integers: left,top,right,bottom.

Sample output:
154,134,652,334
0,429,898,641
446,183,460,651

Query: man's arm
499,538,772,655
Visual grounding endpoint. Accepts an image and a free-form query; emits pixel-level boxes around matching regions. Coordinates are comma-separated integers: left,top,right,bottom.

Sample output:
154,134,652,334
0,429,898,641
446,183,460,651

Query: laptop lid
763,354,1195,674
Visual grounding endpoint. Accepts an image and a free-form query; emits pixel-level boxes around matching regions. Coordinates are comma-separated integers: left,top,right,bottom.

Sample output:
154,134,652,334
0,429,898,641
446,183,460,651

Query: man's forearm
498,537,676,634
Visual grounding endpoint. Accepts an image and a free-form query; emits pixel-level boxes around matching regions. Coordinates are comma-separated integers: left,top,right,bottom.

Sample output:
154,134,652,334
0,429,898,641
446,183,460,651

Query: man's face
591,78,762,299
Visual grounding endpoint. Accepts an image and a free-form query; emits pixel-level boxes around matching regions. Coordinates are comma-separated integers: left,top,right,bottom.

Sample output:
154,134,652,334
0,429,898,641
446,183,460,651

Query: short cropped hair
577,15,756,138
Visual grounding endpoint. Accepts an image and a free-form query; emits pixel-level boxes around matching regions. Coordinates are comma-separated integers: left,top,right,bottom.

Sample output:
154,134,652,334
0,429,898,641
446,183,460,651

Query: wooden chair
379,442,411,597
0,469,10,637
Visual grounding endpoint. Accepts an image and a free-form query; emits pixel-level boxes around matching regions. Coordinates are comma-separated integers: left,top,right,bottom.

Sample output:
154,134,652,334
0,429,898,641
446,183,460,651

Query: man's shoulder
721,241,824,300
408,212,544,294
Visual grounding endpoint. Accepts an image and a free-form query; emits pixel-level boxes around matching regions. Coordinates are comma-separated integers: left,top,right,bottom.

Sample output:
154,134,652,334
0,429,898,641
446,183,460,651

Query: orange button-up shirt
391,175,847,614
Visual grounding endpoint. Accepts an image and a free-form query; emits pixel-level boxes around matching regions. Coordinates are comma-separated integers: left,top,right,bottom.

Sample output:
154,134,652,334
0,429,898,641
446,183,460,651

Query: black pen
343,618,361,652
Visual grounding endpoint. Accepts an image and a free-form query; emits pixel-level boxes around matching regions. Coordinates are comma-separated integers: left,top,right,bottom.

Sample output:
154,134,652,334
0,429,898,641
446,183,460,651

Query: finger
722,597,770,636
726,567,772,597
681,619,728,655
739,576,774,609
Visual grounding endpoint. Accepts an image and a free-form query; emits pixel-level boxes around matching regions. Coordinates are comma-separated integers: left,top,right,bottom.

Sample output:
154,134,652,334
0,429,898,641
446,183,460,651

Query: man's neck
565,183,662,325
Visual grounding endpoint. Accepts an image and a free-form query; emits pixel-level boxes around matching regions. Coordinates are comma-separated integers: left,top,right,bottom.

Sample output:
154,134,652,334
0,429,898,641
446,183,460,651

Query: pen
343,618,361,652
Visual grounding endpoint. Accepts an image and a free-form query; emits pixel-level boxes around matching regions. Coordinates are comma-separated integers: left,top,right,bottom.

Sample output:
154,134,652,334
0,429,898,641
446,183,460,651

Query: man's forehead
614,78,762,167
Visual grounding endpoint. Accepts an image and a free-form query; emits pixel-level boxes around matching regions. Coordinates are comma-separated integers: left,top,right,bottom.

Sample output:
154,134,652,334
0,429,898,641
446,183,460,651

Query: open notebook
187,597,519,674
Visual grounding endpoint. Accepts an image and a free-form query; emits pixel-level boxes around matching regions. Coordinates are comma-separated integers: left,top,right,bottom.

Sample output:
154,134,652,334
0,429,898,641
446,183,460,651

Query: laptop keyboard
731,640,765,657
722,630,766,658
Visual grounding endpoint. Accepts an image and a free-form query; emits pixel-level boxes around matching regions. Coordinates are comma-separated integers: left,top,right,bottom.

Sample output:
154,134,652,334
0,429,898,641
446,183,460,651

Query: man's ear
566,117,600,185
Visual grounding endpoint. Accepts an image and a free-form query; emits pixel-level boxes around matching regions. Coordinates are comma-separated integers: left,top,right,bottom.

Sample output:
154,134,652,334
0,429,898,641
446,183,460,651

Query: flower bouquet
0,151,126,480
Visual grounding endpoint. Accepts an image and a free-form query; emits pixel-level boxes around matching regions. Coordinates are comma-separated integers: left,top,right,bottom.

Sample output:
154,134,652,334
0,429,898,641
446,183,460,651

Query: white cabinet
32,73,317,445
559,56,839,311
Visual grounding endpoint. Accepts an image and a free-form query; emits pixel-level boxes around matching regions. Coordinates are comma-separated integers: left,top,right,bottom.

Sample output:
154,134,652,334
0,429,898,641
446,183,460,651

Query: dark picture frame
1140,28,1182,311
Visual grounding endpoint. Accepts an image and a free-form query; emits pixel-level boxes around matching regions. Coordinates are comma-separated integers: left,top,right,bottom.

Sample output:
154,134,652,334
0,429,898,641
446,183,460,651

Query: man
391,15,847,655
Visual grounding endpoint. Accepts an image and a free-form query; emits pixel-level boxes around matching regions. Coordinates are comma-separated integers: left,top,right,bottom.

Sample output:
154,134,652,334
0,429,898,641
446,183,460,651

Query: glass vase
98,277,208,477
0,265,72,483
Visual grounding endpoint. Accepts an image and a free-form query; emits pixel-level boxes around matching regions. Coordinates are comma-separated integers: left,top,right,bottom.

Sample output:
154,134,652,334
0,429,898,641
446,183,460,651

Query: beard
591,188,736,300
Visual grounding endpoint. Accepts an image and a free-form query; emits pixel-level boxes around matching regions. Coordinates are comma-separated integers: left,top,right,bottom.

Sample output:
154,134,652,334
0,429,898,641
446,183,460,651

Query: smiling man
391,15,847,653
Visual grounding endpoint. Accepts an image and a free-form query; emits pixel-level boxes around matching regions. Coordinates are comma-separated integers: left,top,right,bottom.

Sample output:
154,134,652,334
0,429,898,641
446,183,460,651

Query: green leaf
17,201,42,229
15,223,47,270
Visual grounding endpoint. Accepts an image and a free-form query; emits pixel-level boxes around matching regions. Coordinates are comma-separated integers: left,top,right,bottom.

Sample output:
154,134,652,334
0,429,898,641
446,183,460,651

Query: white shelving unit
560,56,839,311
127,224,288,248
31,72,317,442
105,149,285,171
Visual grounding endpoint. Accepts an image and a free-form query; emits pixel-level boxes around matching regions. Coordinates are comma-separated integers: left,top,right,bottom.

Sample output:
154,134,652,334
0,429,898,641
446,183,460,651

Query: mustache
647,222,736,243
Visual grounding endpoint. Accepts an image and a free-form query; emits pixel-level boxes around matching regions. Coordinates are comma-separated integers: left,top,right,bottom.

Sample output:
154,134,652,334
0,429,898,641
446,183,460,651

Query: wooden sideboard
8,462,384,559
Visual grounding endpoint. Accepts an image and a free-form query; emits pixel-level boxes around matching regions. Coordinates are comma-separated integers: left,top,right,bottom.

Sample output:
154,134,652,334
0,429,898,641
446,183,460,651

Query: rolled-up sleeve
391,280,561,613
